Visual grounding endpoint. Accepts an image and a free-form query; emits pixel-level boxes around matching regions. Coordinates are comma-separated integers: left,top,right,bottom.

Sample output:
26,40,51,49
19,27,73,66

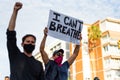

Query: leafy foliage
88,25,101,41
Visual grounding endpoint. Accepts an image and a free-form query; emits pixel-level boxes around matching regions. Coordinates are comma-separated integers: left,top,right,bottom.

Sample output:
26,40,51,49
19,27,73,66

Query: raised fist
14,2,23,11
44,27,48,36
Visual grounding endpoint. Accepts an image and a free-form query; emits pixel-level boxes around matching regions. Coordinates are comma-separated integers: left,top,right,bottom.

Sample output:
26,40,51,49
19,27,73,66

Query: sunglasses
56,52,64,56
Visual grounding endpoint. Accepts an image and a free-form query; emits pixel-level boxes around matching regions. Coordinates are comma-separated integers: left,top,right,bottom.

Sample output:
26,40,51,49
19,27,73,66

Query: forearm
73,45,80,56
40,35,47,51
68,45,80,65
8,10,18,31
40,35,49,64
68,33,82,65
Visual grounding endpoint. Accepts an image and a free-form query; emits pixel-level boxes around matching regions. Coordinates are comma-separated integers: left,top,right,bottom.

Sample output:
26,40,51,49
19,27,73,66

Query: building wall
70,17,120,80
100,18,120,80
88,20,104,80
70,24,91,80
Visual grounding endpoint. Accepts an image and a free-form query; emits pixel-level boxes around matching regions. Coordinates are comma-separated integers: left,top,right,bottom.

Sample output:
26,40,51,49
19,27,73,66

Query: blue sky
0,0,120,79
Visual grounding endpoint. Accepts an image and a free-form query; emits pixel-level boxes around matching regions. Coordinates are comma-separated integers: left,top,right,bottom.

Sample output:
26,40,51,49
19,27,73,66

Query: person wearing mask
40,27,82,80
6,2,44,80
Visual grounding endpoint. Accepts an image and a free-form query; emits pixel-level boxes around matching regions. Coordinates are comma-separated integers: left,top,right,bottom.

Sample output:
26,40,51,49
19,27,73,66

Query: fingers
44,27,48,33
78,33,82,41
80,33,82,40
15,2,22,6
14,2,23,11
44,27,48,36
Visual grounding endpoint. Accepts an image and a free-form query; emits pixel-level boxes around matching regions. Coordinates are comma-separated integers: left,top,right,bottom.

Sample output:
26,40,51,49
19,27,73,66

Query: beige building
70,17,120,80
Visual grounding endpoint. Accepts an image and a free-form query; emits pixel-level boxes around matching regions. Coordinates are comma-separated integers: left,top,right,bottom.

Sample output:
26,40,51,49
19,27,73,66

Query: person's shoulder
63,61,69,64
62,61,69,67
35,60,44,67
45,59,56,67
32,56,42,63
46,60,54,65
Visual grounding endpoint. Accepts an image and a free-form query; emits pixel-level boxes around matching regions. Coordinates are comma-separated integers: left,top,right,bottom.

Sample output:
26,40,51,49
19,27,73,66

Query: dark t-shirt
45,60,69,80
6,29,45,80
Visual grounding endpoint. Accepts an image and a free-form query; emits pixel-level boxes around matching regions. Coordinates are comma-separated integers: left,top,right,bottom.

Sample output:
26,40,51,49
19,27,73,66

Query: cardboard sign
47,10,83,45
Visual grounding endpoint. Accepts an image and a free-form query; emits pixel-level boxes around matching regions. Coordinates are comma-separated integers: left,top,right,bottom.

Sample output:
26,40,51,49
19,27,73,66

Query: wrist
13,9,19,13
76,45,80,47
44,35,47,38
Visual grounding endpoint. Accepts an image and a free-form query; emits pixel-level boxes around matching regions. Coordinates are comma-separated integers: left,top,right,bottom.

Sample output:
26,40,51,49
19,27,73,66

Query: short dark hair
94,77,100,80
22,34,36,43
53,49,64,56
5,76,9,78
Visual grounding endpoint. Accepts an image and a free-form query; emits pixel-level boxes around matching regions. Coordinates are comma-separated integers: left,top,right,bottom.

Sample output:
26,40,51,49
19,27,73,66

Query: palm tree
88,25,101,47
88,25,102,79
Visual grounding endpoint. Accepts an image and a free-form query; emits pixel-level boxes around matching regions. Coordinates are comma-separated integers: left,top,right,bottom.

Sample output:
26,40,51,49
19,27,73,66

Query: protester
40,27,82,80
94,77,100,80
4,76,10,80
6,2,44,80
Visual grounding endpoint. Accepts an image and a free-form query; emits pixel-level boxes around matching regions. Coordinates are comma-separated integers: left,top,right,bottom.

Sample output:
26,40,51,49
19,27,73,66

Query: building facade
70,17,120,80
100,18,120,80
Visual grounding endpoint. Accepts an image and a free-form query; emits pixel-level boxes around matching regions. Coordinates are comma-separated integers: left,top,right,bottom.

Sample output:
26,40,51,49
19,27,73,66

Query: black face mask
23,44,35,54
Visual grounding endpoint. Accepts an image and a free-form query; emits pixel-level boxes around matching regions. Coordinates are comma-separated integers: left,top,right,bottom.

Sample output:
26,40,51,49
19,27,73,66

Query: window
116,70,120,77
103,46,108,52
105,71,112,80
66,42,69,50
57,43,61,49
66,51,70,59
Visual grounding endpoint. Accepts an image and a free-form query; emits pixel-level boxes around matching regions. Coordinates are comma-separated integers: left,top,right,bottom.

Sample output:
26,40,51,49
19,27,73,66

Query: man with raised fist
6,2,45,80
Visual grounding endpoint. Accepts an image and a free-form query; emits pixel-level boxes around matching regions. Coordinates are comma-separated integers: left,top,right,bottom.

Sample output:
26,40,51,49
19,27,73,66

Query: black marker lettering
53,12,61,22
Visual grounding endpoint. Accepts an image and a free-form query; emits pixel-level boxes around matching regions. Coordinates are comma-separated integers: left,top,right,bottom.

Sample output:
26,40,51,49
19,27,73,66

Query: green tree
88,25,101,47
88,25,102,79
118,40,120,49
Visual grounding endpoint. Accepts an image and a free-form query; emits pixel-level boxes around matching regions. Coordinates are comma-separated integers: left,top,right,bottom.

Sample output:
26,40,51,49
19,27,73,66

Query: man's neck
24,52,32,57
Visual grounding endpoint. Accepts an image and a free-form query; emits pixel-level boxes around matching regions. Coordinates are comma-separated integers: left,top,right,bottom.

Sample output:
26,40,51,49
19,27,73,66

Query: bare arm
67,34,82,65
40,27,49,64
8,2,22,31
